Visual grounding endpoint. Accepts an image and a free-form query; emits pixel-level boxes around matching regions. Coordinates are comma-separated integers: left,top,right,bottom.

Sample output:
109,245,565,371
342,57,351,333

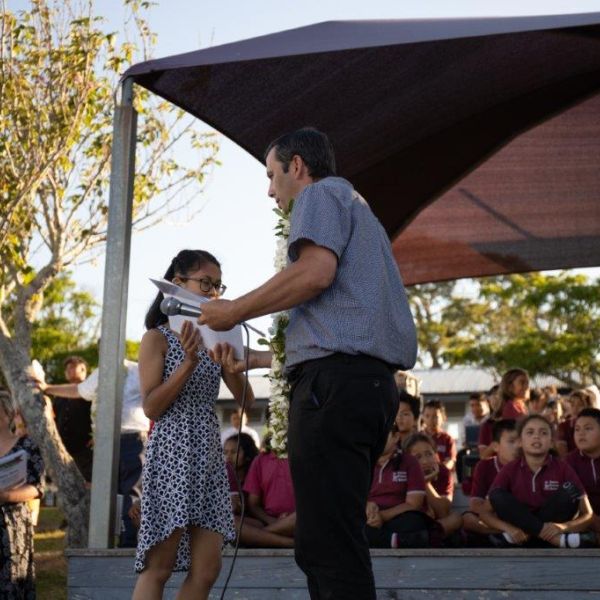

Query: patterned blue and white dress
135,326,235,572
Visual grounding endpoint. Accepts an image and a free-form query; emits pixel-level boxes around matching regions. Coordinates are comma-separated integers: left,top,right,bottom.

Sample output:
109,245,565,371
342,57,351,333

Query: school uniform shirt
431,463,453,498
489,455,586,511
470,456,504,501
501,399,528,420
565,450,600,514
478,418,495,448
243,452,295,518
558,420,576,453
368,451,425,509
426,431,457,465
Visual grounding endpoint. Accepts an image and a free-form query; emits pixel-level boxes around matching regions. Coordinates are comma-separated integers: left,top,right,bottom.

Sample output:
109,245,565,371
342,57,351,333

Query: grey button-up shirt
285,176,417,370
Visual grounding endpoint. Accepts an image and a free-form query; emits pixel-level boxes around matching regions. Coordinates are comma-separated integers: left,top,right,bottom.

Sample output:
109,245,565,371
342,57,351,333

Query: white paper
150,278,244,360
0,449,28,492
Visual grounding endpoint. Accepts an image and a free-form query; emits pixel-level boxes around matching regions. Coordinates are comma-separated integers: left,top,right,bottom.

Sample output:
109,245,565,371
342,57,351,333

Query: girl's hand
424,463,440,482
180,321,202,365
366,502,383,528
507,526,529,545
539,522,565,542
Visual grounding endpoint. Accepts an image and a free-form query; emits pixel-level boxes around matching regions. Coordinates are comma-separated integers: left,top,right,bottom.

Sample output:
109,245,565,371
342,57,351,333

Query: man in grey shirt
201,128,417,600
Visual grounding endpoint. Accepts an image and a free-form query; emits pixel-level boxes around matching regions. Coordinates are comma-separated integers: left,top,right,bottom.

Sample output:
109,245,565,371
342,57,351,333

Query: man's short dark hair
63,355,88,370
265,127,336,178
492,419,516,443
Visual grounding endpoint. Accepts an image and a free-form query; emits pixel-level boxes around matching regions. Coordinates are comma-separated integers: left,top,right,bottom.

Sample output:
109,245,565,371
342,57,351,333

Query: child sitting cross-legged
566,408,600,536
463,419,519,541
421,400,457,471
365,424,432,548
480,414,596,548
404,432,463,545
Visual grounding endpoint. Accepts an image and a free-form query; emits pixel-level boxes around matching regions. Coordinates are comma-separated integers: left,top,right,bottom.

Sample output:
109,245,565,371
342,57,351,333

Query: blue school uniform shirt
285,176,417,369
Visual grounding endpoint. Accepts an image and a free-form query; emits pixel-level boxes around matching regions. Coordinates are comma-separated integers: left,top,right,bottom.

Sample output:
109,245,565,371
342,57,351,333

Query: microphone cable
218,322,251,600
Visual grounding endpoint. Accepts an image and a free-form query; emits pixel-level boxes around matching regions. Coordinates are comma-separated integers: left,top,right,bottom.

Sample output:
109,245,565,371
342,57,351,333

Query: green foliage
408,272,600,387
0,0,220,344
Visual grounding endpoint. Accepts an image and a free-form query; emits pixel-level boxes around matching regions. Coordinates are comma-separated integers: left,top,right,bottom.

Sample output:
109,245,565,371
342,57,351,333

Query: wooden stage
66,547,600,599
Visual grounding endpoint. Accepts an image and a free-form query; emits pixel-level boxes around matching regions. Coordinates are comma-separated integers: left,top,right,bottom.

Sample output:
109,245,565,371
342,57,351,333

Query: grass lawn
35,506,67,600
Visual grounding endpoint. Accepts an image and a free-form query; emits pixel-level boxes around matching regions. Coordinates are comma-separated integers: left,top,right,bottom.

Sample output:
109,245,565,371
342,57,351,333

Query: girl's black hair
403,431,436,453
224,432,260,476
144,249,221,330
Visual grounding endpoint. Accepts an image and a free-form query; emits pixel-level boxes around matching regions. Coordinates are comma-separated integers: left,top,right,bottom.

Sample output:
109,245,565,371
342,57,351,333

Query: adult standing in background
201,128,417,600
51,356,94,483
34,353,149,548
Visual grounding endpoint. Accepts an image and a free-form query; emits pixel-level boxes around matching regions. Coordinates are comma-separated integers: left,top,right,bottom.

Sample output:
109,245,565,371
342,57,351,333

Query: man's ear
291,154,306,178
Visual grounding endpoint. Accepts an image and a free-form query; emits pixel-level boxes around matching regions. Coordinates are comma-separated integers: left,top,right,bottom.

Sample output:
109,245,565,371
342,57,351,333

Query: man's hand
209,343,247,373
198,299,240,331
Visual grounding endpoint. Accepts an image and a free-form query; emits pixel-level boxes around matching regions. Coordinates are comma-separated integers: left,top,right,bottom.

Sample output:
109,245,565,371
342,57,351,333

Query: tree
0,0,219,546
408,272,600,387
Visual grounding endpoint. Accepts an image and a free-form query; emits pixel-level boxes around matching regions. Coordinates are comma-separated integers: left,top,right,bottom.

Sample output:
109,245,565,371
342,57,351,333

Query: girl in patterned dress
0,390,45,600
132,250,254,600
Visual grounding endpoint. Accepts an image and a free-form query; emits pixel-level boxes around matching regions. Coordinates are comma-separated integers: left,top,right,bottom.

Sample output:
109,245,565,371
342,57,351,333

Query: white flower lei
262,203,293,457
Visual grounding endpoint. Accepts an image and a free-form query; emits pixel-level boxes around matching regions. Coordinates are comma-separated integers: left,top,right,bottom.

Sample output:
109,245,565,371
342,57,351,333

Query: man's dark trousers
288,353,398,600
118,431,146,548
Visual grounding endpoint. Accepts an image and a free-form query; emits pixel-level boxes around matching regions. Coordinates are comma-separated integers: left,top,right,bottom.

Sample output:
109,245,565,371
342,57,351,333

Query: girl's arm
0,484,40,504
542,496,594,538
247,493,276,525
379,492,424,522
424,481,451,518
478,499,528,543
222,370,255,409
139,322,201,421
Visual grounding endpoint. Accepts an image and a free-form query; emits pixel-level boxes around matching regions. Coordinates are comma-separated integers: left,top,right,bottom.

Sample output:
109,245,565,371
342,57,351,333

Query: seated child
480,414,595,548
499,368,529,421
227,438,295,548
405,432,463,544
421,400,457,471
557,390,595,457
478,385,501,459
224,432,259,494
243,447,296,536
463,419,518,538
366,424,429,548
395,390,421,448
566,408,600,534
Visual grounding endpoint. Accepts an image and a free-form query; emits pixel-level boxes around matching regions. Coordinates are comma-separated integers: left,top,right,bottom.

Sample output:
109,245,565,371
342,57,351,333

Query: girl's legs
437,511,463,537
132,528,184,600
264,512,296,536
176,526,223,600
489,489,543,536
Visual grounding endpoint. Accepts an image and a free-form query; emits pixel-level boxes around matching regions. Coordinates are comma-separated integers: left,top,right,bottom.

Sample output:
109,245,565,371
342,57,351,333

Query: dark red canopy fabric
124,15,600,284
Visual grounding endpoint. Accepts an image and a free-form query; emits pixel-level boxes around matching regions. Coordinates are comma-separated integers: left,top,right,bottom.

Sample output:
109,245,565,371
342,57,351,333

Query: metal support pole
88,78,137,548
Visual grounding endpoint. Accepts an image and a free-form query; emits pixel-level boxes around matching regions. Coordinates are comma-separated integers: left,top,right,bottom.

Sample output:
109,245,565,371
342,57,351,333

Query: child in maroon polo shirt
480,414,595,548
567,408,600,534
405,432,462,544
557,390,596,457
421,400,457,471
463,419,518,538
365,424,429,548
498,368,529,421
395,390,421,448
243,448,296,538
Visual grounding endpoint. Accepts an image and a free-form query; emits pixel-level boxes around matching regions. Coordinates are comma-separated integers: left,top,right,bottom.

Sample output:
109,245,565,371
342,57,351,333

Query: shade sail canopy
124,14,600,284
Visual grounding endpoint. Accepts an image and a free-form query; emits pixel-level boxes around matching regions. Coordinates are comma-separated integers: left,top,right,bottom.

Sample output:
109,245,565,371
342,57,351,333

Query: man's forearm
45,383,82,399
234,253,333,322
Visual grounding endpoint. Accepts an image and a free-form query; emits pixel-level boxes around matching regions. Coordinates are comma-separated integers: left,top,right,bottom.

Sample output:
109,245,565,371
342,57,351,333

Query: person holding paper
133,249,254,600
0,389,44,599
200,128,417,600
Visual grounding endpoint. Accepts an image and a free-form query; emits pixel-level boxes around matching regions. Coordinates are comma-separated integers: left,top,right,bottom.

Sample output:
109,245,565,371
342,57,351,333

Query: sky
11,0,600,345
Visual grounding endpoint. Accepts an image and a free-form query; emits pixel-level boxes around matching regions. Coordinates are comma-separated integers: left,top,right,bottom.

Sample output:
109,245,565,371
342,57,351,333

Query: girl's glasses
178,276,226,296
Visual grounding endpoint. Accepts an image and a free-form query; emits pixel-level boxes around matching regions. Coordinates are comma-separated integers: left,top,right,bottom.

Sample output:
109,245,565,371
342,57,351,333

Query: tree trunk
0,337,89,547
